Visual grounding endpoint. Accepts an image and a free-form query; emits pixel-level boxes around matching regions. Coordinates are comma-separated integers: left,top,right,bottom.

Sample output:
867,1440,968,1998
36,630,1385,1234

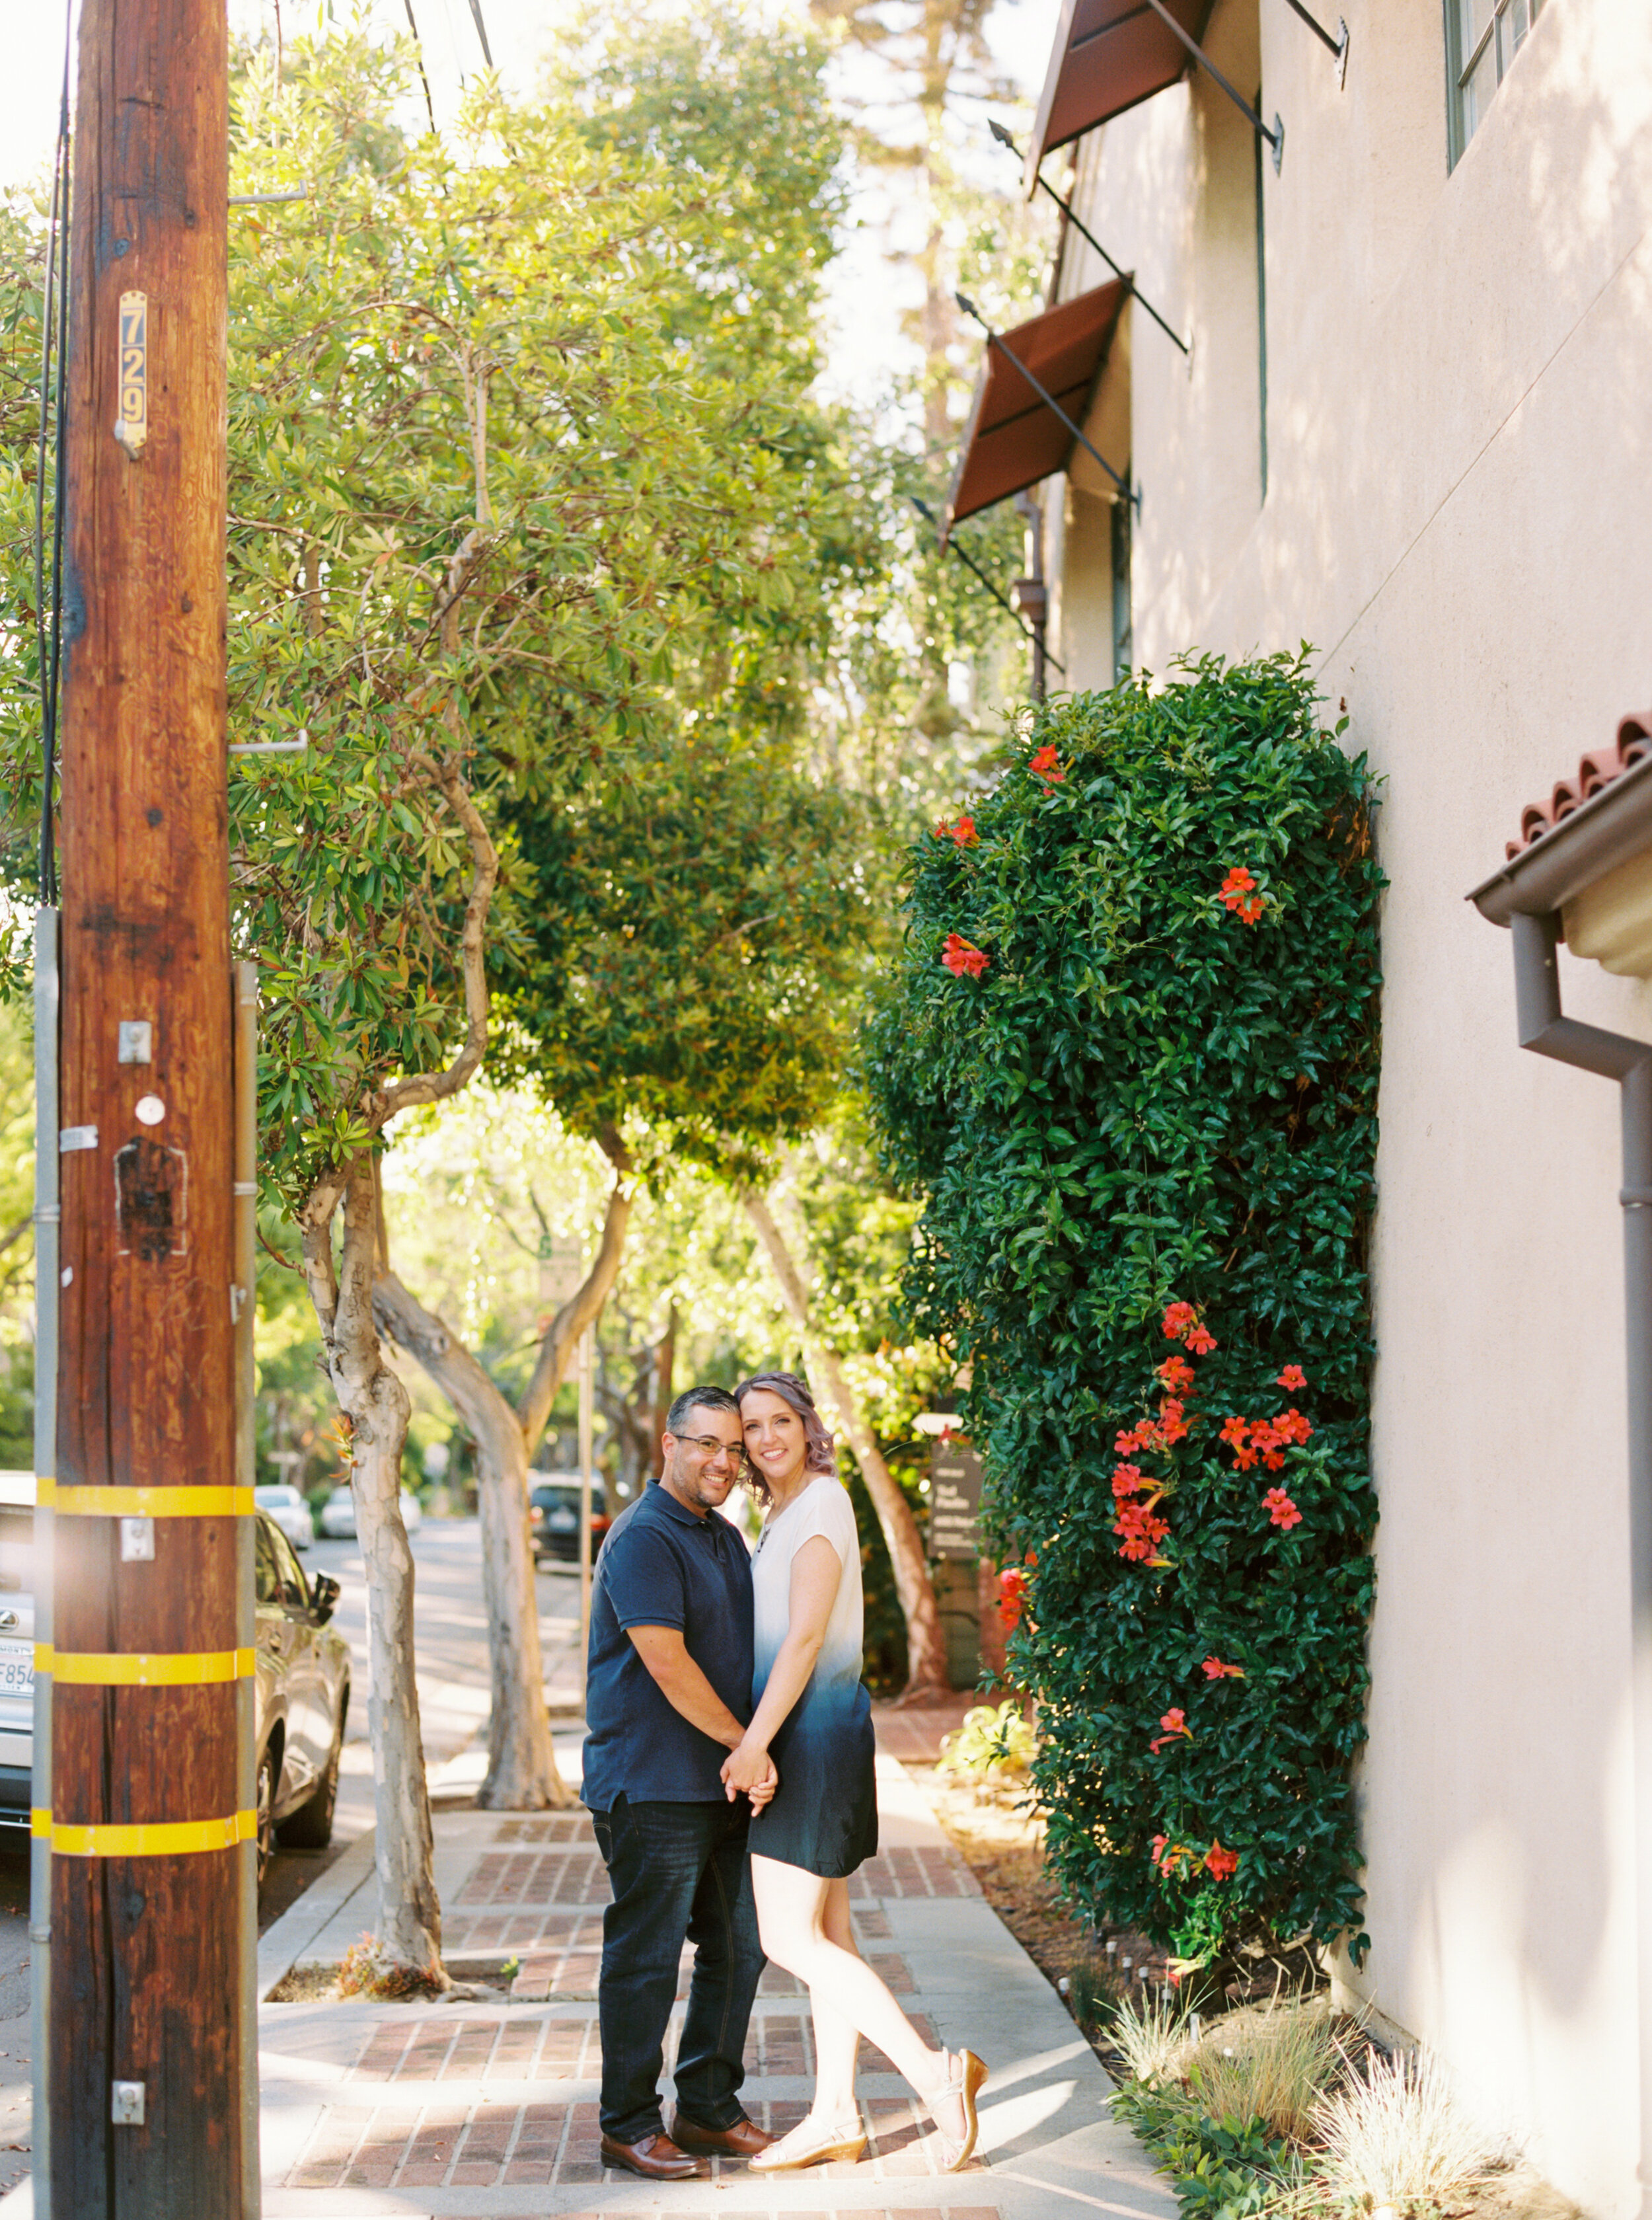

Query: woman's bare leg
808,1879,861,2122
751,1855,967,2148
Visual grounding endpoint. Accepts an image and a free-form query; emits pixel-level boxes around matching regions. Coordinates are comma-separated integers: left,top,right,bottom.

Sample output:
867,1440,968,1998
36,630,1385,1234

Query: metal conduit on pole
30,906,59,2220
233,963,262,2219
1506,910,1652,2203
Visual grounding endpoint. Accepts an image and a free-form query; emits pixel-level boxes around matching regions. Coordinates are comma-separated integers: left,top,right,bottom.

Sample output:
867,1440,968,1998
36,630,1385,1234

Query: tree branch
371,755,497,1126
515,1128,635,1456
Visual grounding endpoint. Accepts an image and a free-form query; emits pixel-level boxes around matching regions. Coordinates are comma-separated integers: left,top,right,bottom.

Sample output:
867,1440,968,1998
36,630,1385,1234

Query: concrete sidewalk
241,1749,1176,2220
2,1733,1176,2220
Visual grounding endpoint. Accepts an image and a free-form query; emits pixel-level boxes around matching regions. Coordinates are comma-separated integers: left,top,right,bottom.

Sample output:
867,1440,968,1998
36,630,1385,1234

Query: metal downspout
30,907,57,2220
1509,911,1652,2198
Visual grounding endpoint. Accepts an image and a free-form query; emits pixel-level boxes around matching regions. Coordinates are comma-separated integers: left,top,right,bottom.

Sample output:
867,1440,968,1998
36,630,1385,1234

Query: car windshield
255,1486,297,1507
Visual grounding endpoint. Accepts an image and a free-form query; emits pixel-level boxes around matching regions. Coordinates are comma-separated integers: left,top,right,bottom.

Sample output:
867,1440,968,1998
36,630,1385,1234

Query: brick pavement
239,1751,1177,2220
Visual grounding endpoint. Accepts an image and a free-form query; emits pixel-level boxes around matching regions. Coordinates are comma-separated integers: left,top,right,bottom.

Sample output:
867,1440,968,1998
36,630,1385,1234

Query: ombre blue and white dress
746,1475,878,1878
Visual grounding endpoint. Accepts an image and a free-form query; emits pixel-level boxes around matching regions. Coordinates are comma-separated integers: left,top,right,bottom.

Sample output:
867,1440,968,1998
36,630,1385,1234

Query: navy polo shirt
581,1480,755,1811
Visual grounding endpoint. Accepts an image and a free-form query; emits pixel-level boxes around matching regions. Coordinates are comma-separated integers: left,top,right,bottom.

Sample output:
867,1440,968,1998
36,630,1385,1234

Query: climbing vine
866,652,1382,1961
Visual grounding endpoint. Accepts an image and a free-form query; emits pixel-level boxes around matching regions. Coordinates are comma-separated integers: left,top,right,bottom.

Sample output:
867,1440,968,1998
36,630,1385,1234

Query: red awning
1025,0,1211,185
943,278,1127,539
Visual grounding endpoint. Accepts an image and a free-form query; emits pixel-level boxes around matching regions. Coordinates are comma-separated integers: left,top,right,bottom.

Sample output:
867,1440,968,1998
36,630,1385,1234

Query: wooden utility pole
49,0,248,2212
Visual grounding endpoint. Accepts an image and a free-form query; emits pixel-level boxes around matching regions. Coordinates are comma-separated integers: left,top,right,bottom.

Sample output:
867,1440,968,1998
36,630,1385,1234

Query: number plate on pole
116,290,147,457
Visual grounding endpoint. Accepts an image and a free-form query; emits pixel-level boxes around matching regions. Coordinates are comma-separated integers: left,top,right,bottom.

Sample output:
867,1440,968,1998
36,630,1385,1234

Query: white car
318,1485,423,1541
254,1482,314,1551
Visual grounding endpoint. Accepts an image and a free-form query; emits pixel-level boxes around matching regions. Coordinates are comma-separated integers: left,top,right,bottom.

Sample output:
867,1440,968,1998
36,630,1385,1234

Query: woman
721,1370,987,2174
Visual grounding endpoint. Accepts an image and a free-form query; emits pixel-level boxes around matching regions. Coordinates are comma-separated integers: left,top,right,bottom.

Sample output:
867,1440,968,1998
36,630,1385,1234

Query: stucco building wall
1044,1,1652,2205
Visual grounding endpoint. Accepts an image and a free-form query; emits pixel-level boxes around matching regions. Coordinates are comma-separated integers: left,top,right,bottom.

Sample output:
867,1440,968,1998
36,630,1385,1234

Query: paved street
263,1517,588,1924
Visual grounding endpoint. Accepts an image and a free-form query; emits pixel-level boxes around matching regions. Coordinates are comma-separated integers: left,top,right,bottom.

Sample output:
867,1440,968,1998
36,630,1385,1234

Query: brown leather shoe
670,2111,778,2159
600,2129,707,2180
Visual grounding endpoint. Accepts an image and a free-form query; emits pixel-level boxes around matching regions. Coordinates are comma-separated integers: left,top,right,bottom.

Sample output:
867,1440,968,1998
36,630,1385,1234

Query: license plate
547,1510,576,1532
0,1642,33,1697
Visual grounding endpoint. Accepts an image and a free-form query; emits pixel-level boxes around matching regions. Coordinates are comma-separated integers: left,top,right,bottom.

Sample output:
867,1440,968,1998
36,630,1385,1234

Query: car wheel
276,1685,347,1851
256,1746,277,1894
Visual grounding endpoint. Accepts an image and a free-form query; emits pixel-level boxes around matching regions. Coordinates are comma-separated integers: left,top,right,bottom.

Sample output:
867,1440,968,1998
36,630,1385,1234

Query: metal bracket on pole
989,122,1189,357
1142,0,1285,171
956,295,1141,517
910,498,1067,676
1282,0,1350,87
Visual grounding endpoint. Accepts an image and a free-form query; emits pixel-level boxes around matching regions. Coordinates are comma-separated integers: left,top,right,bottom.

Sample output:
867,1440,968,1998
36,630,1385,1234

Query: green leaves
866,652,1384,1962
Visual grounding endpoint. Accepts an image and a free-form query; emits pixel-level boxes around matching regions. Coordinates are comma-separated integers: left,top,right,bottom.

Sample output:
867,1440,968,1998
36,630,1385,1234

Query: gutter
1472,855,1652,2204
1469,747,1652,925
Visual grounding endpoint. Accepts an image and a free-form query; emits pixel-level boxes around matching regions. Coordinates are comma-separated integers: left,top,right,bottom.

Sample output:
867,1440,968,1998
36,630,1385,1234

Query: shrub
866,654,1382,1962
1187,1997,1337,2139
936,1699,1037,1780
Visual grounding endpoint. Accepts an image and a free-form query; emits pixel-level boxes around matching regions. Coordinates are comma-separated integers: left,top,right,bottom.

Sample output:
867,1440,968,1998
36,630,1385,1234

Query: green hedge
866,654,1382,1960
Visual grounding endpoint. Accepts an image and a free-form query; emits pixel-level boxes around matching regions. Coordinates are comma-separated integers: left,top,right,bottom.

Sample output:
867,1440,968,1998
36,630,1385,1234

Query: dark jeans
590,1794,766,2145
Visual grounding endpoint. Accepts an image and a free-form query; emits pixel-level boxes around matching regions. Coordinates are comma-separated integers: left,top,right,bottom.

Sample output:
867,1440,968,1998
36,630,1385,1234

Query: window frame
1445,0,1546,169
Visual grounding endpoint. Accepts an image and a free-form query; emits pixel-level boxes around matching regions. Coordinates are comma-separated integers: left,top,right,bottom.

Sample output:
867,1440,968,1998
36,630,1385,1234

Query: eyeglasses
680,1435,745,1466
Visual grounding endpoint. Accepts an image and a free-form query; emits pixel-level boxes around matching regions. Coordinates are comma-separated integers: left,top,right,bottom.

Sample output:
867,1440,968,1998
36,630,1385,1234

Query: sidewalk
3,1718,1178,2220
242,1734,1176,2220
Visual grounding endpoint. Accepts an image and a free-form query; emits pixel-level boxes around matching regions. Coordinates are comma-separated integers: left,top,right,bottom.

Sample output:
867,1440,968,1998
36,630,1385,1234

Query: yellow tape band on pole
37,1646,254,1686
30,1808,50,1839
36,1480,253,1518
41,1810,256,1857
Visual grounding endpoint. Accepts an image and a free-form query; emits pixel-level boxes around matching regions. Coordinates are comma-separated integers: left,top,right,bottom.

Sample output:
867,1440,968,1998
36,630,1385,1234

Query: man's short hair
665,1385,740,1436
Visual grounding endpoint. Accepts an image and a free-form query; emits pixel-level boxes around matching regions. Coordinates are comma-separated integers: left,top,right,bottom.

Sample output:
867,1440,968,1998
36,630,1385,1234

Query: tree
375,721,885,1753
0,16,872,1976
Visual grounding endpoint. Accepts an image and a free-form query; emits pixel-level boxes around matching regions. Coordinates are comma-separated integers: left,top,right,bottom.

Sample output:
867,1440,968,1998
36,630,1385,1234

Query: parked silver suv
0,1474,351,1890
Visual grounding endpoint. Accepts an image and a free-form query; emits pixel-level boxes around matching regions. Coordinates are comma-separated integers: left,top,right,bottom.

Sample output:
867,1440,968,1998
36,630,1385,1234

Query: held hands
722,1738,778,1810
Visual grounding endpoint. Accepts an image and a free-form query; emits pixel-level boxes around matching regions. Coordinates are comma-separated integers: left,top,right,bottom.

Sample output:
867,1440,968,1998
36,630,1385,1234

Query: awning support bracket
1141,0,1285,171
1283,0,1350,87
955,293,1141,517
910,496,1067,677
989,122,1189,358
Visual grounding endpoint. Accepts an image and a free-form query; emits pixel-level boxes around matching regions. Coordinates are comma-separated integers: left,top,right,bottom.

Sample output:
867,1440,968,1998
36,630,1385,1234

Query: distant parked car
529,1474,610,1564
0,1476,350,1893
318,1485,422,1541
254,1482,314,1551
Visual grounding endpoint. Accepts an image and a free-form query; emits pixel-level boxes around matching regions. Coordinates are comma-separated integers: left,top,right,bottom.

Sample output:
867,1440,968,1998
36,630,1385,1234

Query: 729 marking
115,290,147,457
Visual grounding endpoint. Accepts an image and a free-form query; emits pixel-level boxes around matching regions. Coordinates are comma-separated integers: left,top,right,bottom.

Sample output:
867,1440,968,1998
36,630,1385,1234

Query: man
581,1384,778,2181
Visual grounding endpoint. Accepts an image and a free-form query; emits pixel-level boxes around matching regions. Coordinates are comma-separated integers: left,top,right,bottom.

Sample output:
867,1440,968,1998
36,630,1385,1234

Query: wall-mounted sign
928,1439,982,1560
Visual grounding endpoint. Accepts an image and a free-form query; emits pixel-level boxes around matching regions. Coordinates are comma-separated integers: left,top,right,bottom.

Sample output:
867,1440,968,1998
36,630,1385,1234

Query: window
1448,0,1545,164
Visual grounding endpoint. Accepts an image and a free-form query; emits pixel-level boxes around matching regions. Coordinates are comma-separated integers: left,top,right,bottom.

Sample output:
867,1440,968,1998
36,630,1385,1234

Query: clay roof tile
1505,713,1652,863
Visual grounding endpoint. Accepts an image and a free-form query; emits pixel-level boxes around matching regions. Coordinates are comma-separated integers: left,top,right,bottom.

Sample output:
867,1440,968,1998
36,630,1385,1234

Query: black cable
466,0,494,68
400,0,439,134
34,6,71,907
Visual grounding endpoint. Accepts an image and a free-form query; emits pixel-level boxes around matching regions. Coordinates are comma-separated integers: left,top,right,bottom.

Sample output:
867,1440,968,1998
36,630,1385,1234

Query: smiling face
661,1404,746,1517
739,1387,809,1497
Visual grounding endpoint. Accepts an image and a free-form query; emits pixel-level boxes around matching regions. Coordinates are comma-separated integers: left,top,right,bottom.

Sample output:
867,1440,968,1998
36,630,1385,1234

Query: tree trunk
648,1300,677,1481
373,1134,635,1806
740,1186,952,1704
302,1155,446,1979
373,1264,571,1810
